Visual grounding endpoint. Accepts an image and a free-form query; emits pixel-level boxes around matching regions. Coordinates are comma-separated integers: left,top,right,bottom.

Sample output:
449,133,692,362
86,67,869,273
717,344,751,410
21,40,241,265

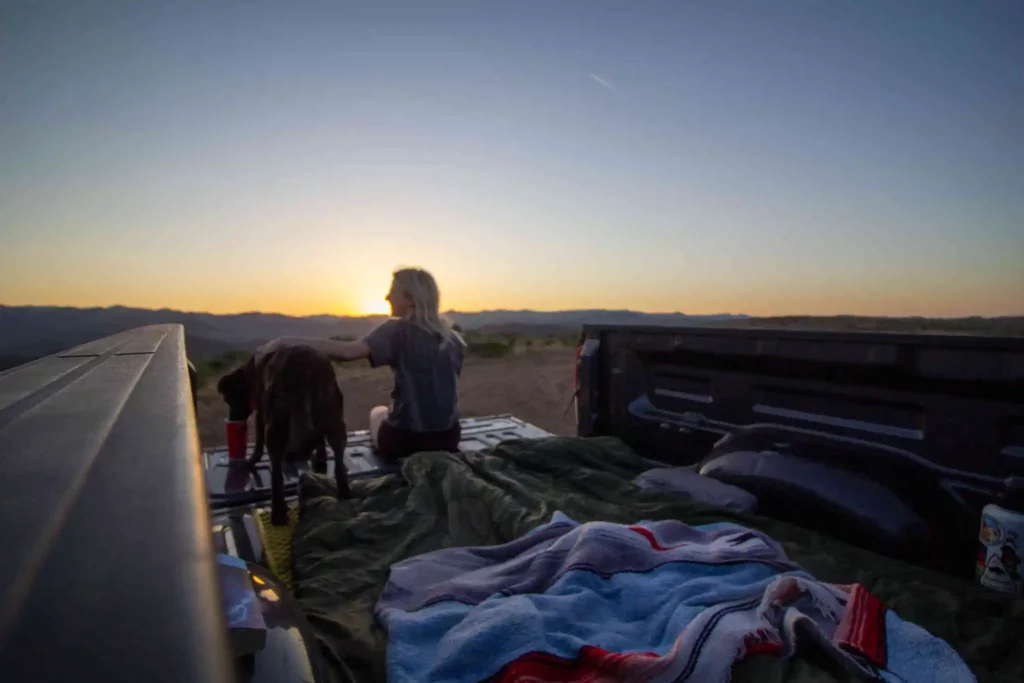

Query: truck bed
6,323,1021,683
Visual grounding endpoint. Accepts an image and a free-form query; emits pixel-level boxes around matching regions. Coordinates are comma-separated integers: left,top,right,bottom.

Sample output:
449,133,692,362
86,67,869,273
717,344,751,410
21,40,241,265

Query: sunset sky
1,1,1021,317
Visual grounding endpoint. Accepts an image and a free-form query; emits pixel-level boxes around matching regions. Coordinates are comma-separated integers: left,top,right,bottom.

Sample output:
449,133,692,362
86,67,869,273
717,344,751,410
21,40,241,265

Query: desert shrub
194,350,250,386
463,330,516,358
467,338,514,358
549,332,579,348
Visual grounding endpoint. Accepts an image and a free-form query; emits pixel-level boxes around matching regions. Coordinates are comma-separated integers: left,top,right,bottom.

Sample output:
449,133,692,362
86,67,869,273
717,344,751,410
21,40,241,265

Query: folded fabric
376,512,974,683
632,466,759,512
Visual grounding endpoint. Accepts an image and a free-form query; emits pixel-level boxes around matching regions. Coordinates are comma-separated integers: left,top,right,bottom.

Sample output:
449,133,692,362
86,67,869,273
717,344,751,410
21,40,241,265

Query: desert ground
194,346,577,449
192,314,1024,450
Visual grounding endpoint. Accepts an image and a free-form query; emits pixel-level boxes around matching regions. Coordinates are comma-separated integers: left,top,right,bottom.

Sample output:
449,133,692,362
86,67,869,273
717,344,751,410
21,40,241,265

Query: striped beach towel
376,512,974,683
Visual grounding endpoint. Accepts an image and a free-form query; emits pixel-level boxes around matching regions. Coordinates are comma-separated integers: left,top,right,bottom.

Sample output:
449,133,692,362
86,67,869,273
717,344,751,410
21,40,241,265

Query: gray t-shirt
362,319,464,432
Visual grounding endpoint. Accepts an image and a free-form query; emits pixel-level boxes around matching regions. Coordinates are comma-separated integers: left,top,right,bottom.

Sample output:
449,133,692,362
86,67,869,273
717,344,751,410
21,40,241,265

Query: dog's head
217,366,253,420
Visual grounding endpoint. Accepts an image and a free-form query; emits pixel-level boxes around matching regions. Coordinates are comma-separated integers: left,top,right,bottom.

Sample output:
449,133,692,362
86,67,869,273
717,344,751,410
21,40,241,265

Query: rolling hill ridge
0,305,743,370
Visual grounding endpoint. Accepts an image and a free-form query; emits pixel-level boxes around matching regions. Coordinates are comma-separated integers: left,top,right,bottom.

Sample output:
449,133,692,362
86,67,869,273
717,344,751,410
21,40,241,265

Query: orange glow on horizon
1,244,1021,319
361,297,391,316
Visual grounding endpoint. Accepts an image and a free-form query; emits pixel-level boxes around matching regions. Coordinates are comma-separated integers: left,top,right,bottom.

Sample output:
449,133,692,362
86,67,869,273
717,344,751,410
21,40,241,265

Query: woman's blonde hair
391,268,465,347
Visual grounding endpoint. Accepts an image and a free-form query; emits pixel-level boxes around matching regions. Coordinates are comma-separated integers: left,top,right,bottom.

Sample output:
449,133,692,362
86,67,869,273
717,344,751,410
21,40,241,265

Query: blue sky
1,0,1021,316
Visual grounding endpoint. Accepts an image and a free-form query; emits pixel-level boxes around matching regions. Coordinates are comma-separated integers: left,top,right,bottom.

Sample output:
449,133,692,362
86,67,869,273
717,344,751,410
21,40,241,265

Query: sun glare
363,298,391,316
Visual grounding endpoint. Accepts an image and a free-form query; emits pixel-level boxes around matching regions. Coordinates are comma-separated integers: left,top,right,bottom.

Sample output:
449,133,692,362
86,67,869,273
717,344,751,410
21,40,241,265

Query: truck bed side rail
580,325,1024,478
0,325,232,682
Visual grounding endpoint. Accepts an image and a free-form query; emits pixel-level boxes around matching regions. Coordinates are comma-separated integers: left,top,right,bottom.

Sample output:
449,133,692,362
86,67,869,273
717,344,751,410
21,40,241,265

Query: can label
977,506,1023,596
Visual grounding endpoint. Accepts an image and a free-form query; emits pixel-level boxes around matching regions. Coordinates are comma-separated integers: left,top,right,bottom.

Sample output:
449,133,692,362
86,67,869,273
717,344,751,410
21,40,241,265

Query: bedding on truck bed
291,437,1024,683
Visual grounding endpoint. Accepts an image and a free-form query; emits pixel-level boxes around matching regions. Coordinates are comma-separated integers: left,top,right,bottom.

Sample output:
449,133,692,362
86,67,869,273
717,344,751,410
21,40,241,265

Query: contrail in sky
589,73,617,92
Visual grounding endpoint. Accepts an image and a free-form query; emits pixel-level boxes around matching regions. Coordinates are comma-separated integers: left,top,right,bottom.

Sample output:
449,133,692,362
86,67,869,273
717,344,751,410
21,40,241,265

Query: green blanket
292,437,1024,683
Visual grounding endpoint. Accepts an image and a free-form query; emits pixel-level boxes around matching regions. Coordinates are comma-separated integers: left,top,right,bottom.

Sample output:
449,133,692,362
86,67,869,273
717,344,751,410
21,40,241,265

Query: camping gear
977,476,1024,596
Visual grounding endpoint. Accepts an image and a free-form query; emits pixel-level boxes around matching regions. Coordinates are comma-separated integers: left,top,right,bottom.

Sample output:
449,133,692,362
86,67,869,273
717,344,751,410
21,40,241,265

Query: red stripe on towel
834,584,887,668
628,526,689,551
741,627,785,658
488,646,659,683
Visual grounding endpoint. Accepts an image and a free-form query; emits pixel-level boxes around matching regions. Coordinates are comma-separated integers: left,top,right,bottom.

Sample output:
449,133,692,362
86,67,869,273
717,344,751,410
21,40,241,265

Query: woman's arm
259,336,370,362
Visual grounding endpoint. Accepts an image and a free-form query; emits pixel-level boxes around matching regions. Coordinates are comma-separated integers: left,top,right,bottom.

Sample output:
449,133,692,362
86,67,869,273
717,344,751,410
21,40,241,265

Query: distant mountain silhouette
446,309,742,328
5,304,1015,373
0,305,745,370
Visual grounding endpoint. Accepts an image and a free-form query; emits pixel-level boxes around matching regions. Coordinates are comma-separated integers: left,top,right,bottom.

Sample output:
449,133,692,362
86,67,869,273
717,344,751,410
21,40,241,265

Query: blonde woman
258,268,465,457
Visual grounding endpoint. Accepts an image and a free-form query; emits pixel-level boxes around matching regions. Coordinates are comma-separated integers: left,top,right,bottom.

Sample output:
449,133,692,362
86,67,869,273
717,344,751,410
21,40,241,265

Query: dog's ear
216,372,233,397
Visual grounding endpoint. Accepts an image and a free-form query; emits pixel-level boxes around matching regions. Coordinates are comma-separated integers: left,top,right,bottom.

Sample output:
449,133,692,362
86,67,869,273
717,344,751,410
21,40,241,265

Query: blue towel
880,612,977,683
376,513,975,683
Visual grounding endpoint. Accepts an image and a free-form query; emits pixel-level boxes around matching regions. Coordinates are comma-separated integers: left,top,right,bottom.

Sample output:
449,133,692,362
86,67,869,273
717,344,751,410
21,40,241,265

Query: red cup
226,419,249,461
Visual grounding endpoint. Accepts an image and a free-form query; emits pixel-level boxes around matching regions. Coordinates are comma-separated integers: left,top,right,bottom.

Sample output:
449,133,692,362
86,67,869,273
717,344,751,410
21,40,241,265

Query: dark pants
377,421,461,458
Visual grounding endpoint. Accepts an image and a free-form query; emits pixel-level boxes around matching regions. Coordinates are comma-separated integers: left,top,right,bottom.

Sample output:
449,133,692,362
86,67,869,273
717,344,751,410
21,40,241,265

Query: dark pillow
699,449,939,565
632,467,758,513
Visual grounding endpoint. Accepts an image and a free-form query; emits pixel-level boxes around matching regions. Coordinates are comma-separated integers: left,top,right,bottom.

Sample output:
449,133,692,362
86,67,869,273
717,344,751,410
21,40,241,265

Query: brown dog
217,346,350,525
